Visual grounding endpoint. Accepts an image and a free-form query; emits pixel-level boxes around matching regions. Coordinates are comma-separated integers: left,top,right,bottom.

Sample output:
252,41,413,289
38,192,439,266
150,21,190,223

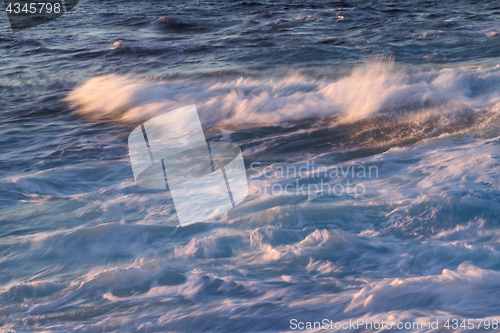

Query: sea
2,0,500,331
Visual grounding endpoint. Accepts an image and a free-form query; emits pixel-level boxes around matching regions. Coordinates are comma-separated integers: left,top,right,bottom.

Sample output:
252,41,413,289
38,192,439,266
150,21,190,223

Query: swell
64,59,500,155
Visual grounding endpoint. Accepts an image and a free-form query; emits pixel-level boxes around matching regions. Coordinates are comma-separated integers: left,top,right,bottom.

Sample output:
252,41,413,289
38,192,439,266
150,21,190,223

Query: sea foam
65,60,500,128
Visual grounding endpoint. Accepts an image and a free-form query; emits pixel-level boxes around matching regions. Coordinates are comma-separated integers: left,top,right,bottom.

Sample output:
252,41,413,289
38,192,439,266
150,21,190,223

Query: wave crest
65,60,500,132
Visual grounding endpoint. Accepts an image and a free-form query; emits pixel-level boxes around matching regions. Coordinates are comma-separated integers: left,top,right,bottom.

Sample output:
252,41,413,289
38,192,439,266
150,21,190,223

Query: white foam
345,262,500,316
64,60,500,127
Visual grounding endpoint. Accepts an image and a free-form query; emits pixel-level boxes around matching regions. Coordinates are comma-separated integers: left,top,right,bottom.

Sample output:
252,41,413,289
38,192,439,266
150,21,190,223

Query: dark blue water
3,0,500,331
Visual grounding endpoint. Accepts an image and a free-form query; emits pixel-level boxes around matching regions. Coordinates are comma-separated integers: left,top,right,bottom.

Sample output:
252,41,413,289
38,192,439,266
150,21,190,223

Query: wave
110,40,197,55
150,16,209,33
65,60,500,132
6,228,499,329
1,281,66,303
5,266,187,316
174,235,247,259
346,262,500,317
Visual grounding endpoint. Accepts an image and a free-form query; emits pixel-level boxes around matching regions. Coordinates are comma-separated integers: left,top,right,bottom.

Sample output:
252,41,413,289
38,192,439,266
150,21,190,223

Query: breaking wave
65,60,500,133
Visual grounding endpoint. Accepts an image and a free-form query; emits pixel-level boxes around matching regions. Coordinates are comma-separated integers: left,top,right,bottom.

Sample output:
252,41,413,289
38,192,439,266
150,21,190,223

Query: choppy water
2,0,500,331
